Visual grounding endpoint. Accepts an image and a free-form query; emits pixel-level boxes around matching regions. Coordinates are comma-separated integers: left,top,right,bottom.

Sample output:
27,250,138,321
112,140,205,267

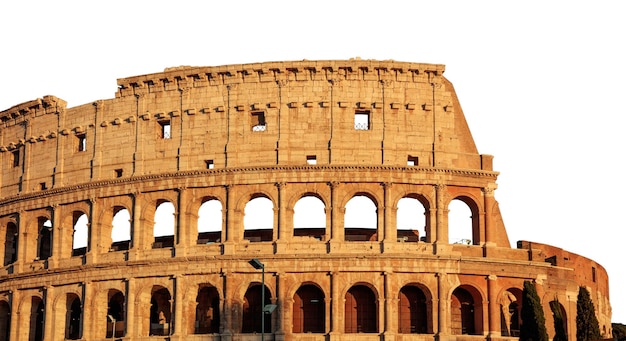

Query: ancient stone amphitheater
0,59,611,341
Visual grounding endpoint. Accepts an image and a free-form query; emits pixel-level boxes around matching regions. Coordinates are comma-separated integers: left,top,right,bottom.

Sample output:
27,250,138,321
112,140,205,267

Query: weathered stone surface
0,59,611,340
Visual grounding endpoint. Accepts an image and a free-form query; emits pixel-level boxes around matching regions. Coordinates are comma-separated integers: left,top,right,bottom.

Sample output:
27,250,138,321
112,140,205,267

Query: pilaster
487,275,501,339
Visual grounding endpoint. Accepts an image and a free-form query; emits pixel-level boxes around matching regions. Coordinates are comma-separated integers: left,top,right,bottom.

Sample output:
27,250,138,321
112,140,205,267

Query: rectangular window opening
40,182,47,190
159,120,171,139
77,134,87,152
11,150,19,168
251,111,267,131
592,266,596,282
306,155,317,165
205,160,214,169
115,169,123,178
354,110,370,130
407,155,419,166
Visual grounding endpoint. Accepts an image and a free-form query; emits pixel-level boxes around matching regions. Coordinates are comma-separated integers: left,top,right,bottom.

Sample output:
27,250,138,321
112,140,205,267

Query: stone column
81,282,92,341
8,290,18,341
434,184,449,254
381,183,395,251
15,211,26,273
176,188,191,256
328,182,343,252
124,278,135,337
220,272,233,340
329,271,341,338
483,186,496,247
173,275,184,336
435,272,448,338
87,198,98,264
383,271,396,338
43,286,54,340
274,272,285,341
48,205,60,268
222,185,236,255
487,275,500,338
130,192,145,260
275,183,289,251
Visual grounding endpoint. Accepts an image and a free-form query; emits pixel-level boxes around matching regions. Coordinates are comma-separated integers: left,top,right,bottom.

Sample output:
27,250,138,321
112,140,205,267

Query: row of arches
1,282,545,339
3,192,478,267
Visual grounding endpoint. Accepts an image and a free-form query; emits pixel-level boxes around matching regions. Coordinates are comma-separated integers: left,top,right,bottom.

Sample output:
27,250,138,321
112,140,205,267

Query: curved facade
0,59,611,340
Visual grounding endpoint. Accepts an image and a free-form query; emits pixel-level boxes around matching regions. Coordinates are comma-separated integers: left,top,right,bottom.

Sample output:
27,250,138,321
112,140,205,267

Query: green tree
520,280,549,341
612,323,626,341
576,286,600,341
550,299,568,341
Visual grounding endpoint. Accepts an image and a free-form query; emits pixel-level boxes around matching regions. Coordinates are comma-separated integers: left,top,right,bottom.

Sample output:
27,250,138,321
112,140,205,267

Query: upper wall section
0,60,495,196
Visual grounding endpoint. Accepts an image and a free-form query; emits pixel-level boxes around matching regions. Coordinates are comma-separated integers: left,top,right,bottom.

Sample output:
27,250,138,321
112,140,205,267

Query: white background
1,0,625,324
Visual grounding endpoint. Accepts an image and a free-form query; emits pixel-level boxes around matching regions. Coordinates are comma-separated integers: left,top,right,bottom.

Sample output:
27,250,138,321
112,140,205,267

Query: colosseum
0,59,611,341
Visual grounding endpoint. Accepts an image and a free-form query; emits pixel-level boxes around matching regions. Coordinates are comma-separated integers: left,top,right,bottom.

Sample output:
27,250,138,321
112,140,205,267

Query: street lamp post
248,259,265,341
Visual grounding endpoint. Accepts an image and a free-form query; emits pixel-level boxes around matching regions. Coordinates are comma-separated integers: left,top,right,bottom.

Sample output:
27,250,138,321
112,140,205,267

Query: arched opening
345,284,378,333
293,284,325,333
549,299,568,340
448,198,475,245
107,290,125,338
149,287,172,336
29,296,44,341
242,284,271,333
37,218,52,261
293,195,326,241
0,300,10,341
398,285,428,333
397,196,428,242
197,199,222,244
66,294,82,340
71,212,88,256
243,196,274,242
153,201,175,248
344,195,378,241
3,221,18,266
111,207,131,251
500,288,522,337
451,286,483,335
194,286,220,334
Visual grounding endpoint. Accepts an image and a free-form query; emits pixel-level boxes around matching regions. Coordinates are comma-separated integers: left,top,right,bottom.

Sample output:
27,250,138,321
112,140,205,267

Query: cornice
0,165,497,208
116,59,446,98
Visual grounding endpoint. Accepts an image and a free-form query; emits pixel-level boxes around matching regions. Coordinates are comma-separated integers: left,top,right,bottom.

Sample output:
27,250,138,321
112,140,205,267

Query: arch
0,300,10,341
153,201,175,248
3,221,18,266
66,293,82,340
37,217,52,261
500,287,522,337
448,197,479,245
344,194,378,241
107,289,125,338
71,212,89,256
242,283,271,333
397,196,428,242
345,284,378,333
549,299,568,340
293,194,326,240
243,195,274,242
194,285,220,334
197,198,223,244
111,207,131,251
398,284,428,334
451,285,483,335
29,296,44,341
293,284,325,333
149,286,172,336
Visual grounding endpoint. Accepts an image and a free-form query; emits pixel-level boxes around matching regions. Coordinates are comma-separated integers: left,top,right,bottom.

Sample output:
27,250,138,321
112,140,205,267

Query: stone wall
0,60,612,340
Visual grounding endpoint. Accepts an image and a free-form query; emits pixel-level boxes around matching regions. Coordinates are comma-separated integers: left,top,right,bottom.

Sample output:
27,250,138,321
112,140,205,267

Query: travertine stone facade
0,59,611,341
